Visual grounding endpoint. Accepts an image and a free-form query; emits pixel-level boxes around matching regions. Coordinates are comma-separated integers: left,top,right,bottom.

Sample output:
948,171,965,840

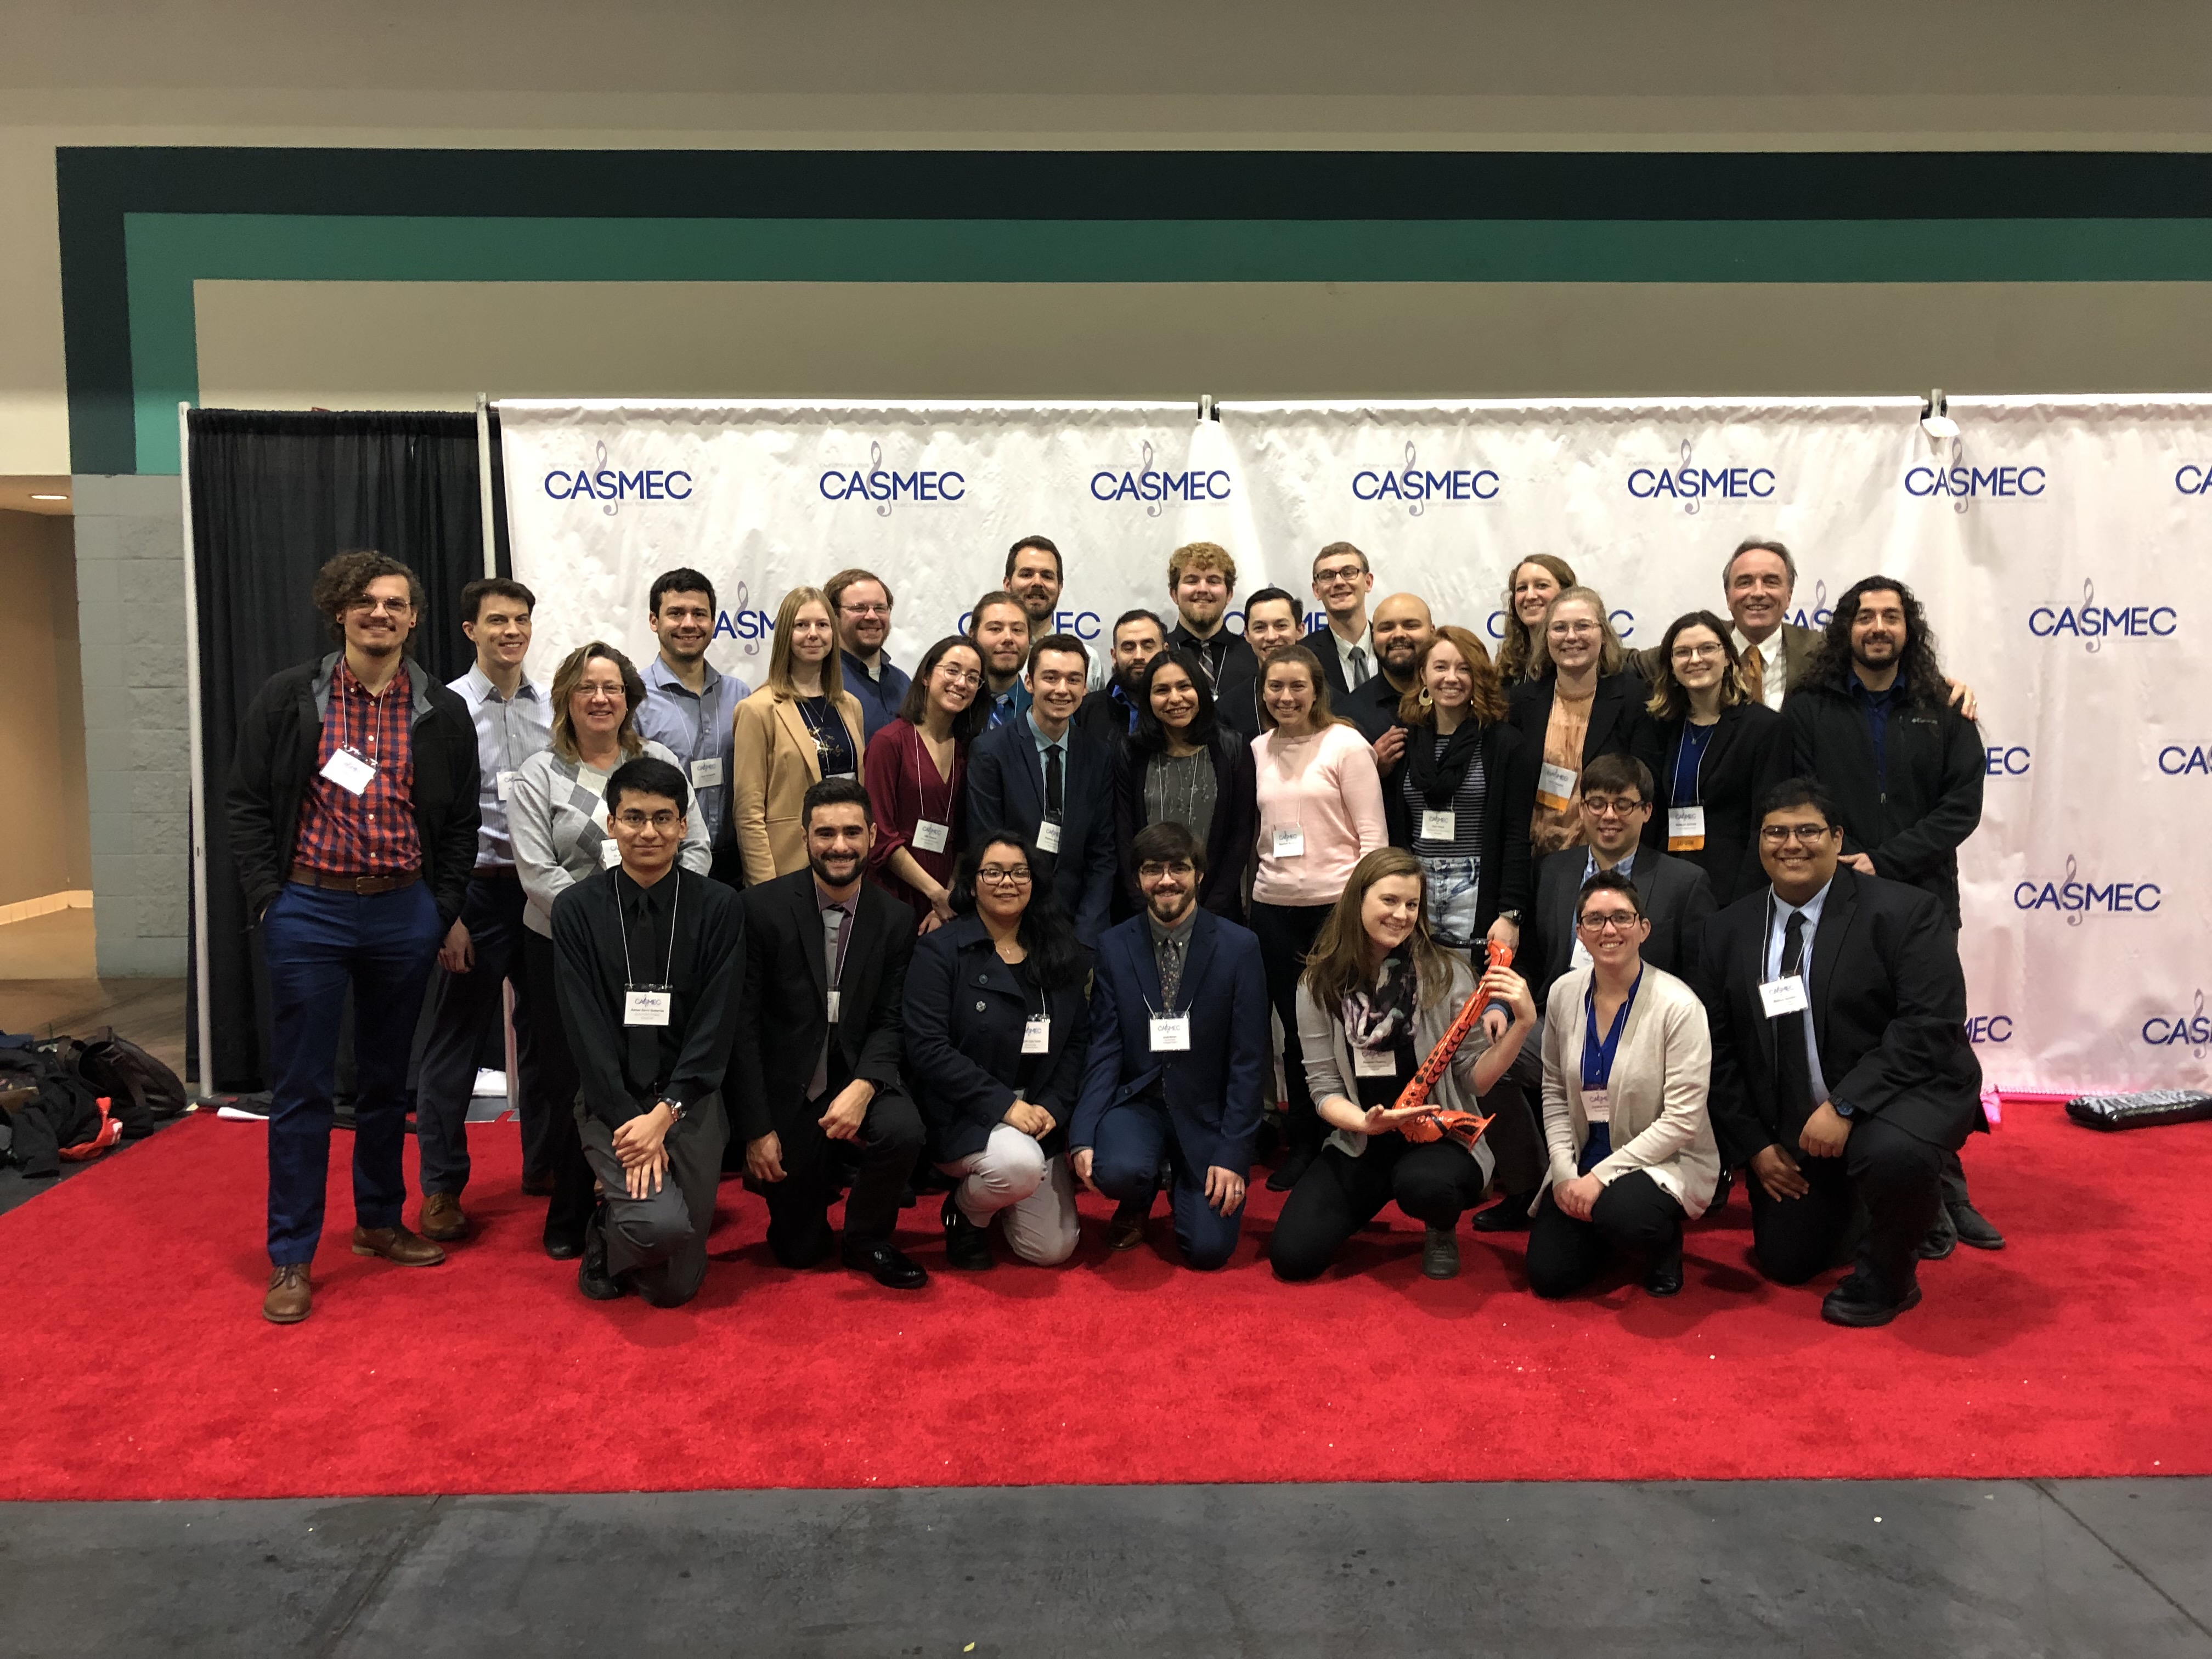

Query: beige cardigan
731,685,866,885
1539,964,1719,1217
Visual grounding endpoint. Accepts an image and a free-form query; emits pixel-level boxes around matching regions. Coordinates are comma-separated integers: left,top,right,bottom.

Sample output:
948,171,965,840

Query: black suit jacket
1167,621,1258,704
1378,718,1538,940
1112,729,1257,920
1525,847,1717,1006
1696,865,1983,1169
966,717,1117,944
725,869,915,1145
1632,702,1794,904
1314,625,1376,701
1335,673,1406,742
1505,670,1650,772
1074,684,1139,748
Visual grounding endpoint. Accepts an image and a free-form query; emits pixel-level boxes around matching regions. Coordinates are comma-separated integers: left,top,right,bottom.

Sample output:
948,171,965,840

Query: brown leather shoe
520,1171,556,1198
263,1263,312,1323
419,1192,469,1242
352,1223,447,1267
1106,1197,1150,1252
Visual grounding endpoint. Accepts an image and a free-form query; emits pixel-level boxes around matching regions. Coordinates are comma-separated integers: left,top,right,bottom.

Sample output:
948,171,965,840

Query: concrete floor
0,906,96,980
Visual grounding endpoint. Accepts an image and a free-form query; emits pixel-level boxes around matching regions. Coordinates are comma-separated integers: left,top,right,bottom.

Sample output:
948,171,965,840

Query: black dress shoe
843,1241,929,1290
1471,1192,1536,1233
1948,1201,2006,1250
1917,1205,1958,1261
1266,1148,1315,1193
1820,1271,1923,1328
543,1228,585,1262
1644,1260,1684,1297
1707,1168,1734,1213
942,1193,995,1271
1420,1226,1461,1280
577,1222,628,1301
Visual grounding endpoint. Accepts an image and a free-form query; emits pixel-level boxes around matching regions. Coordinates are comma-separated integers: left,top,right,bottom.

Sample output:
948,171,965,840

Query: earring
1417,690,1434,709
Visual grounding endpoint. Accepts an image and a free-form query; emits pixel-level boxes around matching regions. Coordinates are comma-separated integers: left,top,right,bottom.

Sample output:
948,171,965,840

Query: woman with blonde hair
732,585,867,884
1493,554,1577,684
1505,586,1649,857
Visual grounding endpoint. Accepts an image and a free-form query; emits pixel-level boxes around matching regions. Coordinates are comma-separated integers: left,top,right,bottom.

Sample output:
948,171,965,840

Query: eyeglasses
1549,621,1600,638
1136,861,1196,880
347,598,413,616
1759,823,1838,845
936,668,983,688
1313,563,1365,584
976,866,1033,886
1581,795,1646,818
1576,913,1644,936
615,810,681,831
1671,643,1725,662
839,602,891,617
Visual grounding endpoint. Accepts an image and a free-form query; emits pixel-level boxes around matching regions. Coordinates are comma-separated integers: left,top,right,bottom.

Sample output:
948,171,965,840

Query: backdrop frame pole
475,394,498,580
178,402,216,1098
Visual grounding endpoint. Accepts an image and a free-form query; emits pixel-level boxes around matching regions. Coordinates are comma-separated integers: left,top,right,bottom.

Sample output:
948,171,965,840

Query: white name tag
1419,808,1457,842
1759,974,1810,1018
1022,1015,1051,1055
911,819,950,855
826,990,841,1024
1272,825,1305,859
1582,1086,1611,1124
623,989,671,1027
576,766,609,797
600,840,623,869
689,757,723,789
1536,762,1578,810
1667,804,1707,851
1352,1045,1397,1078
1036,821,1063,854
495,769,517,803
320,748,375,795
1149,1014,1192,1052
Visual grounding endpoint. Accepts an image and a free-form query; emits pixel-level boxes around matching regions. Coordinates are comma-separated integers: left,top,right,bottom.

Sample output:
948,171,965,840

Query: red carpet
2,1103,2205,1500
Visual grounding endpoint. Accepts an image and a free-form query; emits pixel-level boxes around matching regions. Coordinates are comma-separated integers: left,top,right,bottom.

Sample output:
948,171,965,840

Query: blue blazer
966,716,1117,945
1070,908,1271,1179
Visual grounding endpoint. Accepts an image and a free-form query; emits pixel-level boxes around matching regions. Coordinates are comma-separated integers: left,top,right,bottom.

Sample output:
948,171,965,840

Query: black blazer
1525,847,1717,1007
1505,669,1650,775
966,718,1118,944
1217,680,1266,742
901,913,1093,1161
725,870,915,1146
1112,730,1258,920
1696,864,1984,1169
1073,684,1139,748
1166,622,1258,704
1335,673,1404,742
1378,718,1538,939
1632,702,1794,904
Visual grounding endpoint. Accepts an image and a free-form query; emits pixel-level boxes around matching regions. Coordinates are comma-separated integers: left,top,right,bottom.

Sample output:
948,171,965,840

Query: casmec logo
1984,745,2030,776
1964,1015,2013,1045
703,582,771,653
2159,744,2212,776
2174,465,2212,495
1627,439,1774,513
1486,608,1637,642
1786,579,1833,631
2013,855,2161,924
2143,991,2209,1056
955,608,1103,641
1905,437,2042,514
541,442,692,515
1352,442,1498,514
1091,439,1230,514
2028,579,2177,651
819,441,965,513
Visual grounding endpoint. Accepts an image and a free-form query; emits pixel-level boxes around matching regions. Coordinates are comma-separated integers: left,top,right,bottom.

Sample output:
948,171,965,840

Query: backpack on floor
64,1027,188,1138
0,1039,110,1177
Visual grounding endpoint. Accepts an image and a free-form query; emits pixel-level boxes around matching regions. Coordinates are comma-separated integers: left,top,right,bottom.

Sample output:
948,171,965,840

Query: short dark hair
1005,536,1063,581
1312,541,1369,576
648,568,716,615
1581,752,1655,803
605,755,689,817
459,577,535,624
1575,867,1644,923
802,775,874,828
1112,608,1165,642
312,551,423,639
1242,586,1305,625
1131,818,1207,877
1026,633,1090,676
1758,776,1841,827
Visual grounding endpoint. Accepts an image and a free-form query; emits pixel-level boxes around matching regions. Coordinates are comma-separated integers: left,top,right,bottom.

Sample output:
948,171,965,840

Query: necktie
1741,645,1768,706
809,905,847,1101
1156,933,1184,1013
1348,645,1370,687
1044,743,1064,820
625,892,662,1089
1773,909,1814,1125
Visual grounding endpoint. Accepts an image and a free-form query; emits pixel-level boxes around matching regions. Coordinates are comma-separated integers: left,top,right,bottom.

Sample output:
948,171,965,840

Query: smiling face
971,602,1031,679
1007,548,1062,625
926,643,983,719
1848,588,1908,674
1110,616,1165,687
1139,852,1198,928
1026,646,1087,726
1171,565,1231,631
608,787,685,882
805,800,874,889
973,839,1034,927
1511,561,1564,629
1242,596,1302,664
1421,638,1473,712
1544,597,1604,675
570,654,629,742
787,600,836,667
1360,872,1425,958
1759,803,1843,900
1311,550,1373,622
833,578,892,656
463,591,531,675
1371,594,1434,678
1725,548,1793,643
1148,659,1200,733
1262,658,1318,731
650,587,715,665
1668,622,1729,696
341,574,416,659
1579,782,1651,860
1575,888,1650,972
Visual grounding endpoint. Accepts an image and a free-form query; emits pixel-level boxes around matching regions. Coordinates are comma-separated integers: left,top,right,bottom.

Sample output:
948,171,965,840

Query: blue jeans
261,879,443,1265
1418,854,1482,949
1090,1095,1244,1271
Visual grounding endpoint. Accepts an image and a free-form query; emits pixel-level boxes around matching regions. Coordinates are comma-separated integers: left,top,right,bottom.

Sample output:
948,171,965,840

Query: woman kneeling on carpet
1524,869,1718,1300
1269,848,1536,1283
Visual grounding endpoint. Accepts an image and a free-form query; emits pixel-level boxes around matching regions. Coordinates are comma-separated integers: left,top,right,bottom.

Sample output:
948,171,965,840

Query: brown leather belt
288,866,421,896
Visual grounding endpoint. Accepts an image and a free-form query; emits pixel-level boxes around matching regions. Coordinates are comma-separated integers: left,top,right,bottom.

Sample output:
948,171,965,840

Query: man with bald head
1338,592,1435,764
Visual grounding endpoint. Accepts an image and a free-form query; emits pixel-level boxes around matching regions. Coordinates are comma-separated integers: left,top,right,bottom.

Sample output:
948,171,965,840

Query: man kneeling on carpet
1697,778,1983,1328
551,756,741,1307
1269,848,1537,1283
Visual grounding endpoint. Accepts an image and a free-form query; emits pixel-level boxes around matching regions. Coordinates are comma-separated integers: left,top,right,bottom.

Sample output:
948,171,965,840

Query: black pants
1525,1169,1685,1297
1269,1135,1488,1282
575,1094,729,1308
1747,1115,1942,1301
414,873,550,1196
518,927,598,1243
1248,900,1333,1156
1475,1047,1548,1197
759,1088,926,1266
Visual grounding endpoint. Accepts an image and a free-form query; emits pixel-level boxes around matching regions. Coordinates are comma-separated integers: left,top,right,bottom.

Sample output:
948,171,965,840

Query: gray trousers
575,1093,729,1308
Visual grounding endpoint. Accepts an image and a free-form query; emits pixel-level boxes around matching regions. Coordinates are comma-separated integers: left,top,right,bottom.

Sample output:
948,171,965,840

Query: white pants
939,1123,1080,1266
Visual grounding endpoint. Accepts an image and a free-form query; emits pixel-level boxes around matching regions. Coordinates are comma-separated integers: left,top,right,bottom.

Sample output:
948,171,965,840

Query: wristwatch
659,1098,686,1126
1497,909,1522,926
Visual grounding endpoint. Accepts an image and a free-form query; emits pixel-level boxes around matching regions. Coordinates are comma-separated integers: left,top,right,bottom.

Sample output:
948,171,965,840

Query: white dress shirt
1764,877,1833,1108
1733,627,1788,711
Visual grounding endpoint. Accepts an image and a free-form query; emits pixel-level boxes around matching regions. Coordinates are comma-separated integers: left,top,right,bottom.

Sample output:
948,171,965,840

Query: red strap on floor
58,1096,122,1162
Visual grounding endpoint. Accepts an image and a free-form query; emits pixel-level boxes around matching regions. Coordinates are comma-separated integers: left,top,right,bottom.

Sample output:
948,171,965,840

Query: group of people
227,530,1998,1333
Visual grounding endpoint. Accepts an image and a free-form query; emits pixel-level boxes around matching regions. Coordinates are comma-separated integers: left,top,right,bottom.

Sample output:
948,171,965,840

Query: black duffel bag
2066,1090,2212,1131
62,1026,188,1138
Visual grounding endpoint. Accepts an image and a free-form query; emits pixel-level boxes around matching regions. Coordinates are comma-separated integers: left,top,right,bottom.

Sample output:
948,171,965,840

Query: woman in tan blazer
1527,866,1718,1300
732,585,866,884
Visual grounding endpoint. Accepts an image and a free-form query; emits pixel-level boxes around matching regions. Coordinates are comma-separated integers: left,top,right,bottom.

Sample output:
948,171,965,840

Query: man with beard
1164,541,1257,704
637,567,750,886
1005,535,1065,637
826,567,910,742
1216,586,1306,741
1337,592,1435,763
726,777,929,1289
1074,608,1166,744
1784,574,2000,1254
967,589,1033,729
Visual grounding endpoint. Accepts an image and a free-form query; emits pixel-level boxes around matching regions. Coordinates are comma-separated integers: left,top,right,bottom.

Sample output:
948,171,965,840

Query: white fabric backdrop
499,394,2212,1095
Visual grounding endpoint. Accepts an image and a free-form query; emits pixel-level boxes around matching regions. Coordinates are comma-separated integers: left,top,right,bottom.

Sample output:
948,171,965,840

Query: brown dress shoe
419,1192,469,1242
352,1223,447,1267
1106,1197,1151,1251
520,1171,556,1198
263,1263,312,1323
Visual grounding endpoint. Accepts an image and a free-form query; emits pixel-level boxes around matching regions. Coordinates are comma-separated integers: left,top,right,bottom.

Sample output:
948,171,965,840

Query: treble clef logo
1141,439,1164,518
1810,577,1830,628
1403,441,1424,517
870,441,892,518
2063,852,2084,927
730,579,759,657
2193,988,2209,1060
1674,437,1698,516
2080,578,2100,655
594,439,618,518
1949,436,1970,516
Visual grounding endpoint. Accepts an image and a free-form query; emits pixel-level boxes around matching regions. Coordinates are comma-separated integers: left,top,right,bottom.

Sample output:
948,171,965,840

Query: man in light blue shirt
635,567,751,886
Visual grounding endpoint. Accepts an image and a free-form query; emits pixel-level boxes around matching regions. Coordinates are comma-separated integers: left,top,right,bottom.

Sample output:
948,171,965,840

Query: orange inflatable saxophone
1396,942,1510,1150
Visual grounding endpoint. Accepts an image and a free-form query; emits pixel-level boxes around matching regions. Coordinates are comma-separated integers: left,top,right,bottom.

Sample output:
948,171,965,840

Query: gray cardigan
509,740,713,937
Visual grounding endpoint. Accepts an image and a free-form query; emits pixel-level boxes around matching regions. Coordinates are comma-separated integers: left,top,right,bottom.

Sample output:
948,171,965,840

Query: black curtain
188,409,511,1091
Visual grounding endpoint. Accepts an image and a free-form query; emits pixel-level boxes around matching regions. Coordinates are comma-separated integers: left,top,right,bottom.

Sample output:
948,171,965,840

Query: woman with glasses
732,585,867,884
1493,554,1577,684
1112,650,1257,920
1632,610,1792,903
1525,869,1718,1300
902,835,1093,1269
1505,586,1650,862
865,635,988,933
510,641,712,1257
1269,848,1537,1284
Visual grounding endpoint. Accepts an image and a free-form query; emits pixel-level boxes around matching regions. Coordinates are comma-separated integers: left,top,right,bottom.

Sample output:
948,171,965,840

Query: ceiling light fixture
30,493,68,501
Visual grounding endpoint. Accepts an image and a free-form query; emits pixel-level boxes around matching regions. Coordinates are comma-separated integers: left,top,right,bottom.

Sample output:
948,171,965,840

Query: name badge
1536,762,1578,811
911,819,951,855
1582,1087,1611,1124
623,989,671,1027
600,840,623,869
1667,804,1707,851
1419,808,1457,842
1022,1015,1051,1055
495,769,517,803
1036,821,1063,855
689,757,724,789
1149,1014,1192,1052
1272,825,1306,859
320,747,375,796
1352,1045,1397,1079
1759,974,1810,1018
826,990,841,1024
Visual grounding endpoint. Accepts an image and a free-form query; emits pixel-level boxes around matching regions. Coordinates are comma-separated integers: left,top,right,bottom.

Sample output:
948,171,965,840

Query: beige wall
0,509,91,906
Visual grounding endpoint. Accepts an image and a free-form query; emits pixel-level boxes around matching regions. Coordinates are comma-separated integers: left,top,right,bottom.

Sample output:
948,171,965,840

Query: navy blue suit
966,716,1117,945
1070,907,1269,1269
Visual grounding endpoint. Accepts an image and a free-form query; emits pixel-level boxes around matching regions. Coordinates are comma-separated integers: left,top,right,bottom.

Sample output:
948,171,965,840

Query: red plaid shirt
291,658,422,876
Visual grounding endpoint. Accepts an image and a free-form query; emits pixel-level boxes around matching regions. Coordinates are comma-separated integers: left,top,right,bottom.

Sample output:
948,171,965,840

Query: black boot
1471,1190,1537,1232
942,1191,995,1271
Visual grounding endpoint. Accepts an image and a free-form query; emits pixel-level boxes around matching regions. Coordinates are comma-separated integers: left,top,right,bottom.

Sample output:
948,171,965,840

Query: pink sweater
1250,721,1389,907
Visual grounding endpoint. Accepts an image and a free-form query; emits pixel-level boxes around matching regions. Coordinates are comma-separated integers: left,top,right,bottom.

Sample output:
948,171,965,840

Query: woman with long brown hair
1493,554,1577,684
1505,585,1650,858
864,634,988,932
731,585,867,884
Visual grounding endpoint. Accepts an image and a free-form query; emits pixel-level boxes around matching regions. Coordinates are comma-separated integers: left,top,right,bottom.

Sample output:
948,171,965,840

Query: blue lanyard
1581,968,1644,1091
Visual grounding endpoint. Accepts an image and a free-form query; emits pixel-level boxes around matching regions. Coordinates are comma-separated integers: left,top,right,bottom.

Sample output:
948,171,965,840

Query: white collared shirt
1764,877,1833,1104
1328,620,1375,687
